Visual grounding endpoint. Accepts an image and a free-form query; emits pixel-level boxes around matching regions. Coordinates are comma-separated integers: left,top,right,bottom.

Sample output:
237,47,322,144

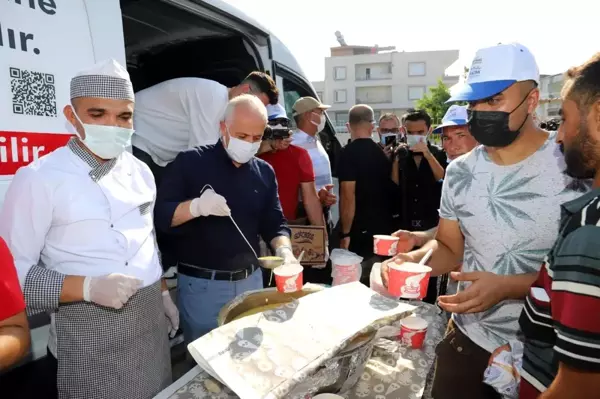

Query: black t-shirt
337,138,397,236
394,142,447,230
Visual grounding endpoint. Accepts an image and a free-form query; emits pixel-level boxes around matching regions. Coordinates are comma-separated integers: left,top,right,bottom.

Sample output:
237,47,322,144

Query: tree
416,79,451,125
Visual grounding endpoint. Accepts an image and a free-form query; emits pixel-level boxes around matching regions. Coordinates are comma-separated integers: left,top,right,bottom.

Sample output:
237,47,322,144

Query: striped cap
70,59,134,102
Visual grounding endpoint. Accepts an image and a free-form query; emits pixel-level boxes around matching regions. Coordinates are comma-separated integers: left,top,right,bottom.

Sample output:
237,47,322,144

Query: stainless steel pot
218,286,377,398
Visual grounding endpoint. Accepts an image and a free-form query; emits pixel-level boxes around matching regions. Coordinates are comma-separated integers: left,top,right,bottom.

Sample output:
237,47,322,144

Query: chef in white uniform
0,59,177,399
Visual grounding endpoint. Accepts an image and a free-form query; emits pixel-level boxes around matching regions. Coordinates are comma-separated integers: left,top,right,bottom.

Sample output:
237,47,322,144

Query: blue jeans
178,269,263,344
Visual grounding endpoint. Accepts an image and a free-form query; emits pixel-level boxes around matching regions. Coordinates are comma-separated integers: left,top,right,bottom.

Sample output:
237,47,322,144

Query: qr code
10,67,57,117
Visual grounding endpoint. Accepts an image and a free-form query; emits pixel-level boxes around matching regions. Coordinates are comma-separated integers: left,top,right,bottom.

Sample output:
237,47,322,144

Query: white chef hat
70,59,134,102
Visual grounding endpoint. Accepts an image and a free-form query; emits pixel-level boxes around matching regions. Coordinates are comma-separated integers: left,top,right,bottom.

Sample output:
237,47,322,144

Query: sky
222,0,599,82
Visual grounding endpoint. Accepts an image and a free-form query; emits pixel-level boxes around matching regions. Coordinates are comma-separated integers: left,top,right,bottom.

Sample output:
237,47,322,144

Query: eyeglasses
379,128,400,134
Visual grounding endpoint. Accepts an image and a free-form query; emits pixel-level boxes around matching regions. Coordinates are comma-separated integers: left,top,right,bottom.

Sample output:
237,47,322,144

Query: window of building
334,89,347,103
334,66,347,80
336,112,349,125
373,110,381,122
408,62,426,77
365,68,371,80
316,91,324,101
408,86,426,101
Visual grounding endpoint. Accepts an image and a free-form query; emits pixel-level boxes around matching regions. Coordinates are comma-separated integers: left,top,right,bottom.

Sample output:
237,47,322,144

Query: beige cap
292,97,330,116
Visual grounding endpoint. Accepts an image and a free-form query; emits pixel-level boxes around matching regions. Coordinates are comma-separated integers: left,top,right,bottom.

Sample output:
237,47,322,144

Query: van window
276,67,341,176
281,79,310,127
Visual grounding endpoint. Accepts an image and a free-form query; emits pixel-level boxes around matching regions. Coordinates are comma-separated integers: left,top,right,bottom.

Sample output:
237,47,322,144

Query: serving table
154,302,446,399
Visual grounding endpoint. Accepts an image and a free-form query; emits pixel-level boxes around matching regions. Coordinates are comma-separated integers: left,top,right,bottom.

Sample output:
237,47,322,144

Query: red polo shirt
258,144,315,221
0,237,25,320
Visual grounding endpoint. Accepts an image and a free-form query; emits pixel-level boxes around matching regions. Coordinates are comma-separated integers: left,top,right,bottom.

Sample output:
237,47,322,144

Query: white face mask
71,107,134,159
406,134,426,147
310,112,326,132
225,127,260,163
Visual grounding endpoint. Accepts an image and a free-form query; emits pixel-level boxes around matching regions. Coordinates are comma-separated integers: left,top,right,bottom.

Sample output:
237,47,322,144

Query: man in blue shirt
155,94,296,343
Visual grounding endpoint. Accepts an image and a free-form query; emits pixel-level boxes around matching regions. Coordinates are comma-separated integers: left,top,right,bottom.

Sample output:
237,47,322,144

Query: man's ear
593,100,600,135
239,83,251,94
220,121,229,146
63,104,84,139
527,88,540,113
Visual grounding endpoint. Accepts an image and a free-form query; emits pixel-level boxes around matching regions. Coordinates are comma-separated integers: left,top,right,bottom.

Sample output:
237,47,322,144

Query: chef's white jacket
0,138,163,355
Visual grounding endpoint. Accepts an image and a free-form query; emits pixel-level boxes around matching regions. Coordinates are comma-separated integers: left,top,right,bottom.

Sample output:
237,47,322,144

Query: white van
0,0,341,205
0,0,340,379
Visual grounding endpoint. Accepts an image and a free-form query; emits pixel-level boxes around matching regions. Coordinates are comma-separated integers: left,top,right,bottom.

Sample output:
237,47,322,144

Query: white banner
0,0,124,177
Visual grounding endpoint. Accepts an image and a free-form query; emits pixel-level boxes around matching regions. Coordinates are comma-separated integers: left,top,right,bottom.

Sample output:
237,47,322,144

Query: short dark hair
403,109,432,129
243,71,279,105
563,53,600,111
348,105,374,126
379,112,400,125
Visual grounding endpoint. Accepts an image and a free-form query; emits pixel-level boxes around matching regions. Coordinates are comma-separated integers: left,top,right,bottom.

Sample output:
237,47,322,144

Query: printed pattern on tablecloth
166,302,446,399
186,283,415,399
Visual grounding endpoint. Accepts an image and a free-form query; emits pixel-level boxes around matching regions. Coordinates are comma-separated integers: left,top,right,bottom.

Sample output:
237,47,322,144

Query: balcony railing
355,74,392,81
355,98,392,104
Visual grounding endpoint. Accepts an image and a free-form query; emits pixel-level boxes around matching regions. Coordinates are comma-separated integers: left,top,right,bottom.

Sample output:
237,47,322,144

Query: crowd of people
0,40,598,399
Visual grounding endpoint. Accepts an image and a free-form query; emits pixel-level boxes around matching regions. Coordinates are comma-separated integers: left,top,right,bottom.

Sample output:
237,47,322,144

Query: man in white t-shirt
381,43,588,399
131,72,279,184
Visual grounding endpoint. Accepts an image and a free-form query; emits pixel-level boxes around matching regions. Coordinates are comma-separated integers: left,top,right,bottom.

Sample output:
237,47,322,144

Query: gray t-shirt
439,132,589,353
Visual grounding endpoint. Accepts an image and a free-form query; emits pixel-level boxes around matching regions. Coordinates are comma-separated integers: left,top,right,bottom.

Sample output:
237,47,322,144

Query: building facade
536,73,564,122
312,45,459,134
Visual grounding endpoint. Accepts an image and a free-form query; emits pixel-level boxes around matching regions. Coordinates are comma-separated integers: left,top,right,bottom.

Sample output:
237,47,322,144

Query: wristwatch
339,231,351,239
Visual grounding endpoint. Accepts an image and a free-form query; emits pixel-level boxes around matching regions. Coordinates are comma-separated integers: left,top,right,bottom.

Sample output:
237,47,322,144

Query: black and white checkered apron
55,281,172,399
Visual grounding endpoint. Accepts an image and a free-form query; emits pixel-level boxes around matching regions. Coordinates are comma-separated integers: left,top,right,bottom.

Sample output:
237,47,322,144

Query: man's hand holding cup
380,252,419,289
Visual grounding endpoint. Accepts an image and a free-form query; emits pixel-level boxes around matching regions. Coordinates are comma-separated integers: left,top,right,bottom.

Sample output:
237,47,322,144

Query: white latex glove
276,246,299,265
190,189,231,217
83,273,142,309
162,290,180,338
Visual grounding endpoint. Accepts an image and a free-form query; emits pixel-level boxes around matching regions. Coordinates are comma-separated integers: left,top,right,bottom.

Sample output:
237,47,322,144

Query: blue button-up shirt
155,140,290,271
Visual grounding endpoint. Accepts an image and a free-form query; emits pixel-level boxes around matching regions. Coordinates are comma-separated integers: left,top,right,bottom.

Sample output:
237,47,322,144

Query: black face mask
467,92,531,147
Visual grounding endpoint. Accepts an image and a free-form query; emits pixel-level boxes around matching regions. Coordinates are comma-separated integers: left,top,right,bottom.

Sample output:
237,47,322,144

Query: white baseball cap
433,105,468,134
448,43,539,102
266,103,288,120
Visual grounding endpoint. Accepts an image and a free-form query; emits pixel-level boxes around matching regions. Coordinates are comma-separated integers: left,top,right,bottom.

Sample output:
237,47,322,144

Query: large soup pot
218,286,377,398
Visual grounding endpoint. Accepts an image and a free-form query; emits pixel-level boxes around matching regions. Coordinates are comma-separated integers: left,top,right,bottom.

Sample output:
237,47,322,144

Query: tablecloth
155,303,446,399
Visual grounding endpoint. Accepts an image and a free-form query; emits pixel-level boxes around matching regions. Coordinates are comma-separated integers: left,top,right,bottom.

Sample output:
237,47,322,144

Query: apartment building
312,43,459,133
537,73,564,121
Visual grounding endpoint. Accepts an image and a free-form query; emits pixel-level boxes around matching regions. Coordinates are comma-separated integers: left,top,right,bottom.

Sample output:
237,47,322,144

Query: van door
164,0,271,73
274,62,342,176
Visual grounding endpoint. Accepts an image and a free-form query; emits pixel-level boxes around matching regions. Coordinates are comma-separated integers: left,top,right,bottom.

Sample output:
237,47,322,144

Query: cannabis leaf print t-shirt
439,132,589,353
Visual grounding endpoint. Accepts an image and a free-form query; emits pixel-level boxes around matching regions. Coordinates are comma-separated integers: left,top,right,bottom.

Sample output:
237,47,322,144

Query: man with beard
518,53,600,399
381,43,587,399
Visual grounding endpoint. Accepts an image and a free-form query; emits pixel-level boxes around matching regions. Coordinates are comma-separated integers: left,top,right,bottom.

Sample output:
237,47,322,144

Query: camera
539,118,560,131
395,144,410,160
263,117,292,140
